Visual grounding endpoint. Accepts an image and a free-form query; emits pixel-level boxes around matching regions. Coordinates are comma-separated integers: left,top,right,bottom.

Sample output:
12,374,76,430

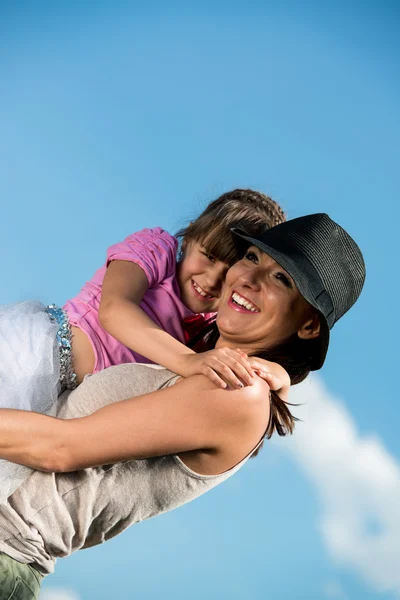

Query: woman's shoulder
175,374,271,474
177,374,271,443
181,372,270,411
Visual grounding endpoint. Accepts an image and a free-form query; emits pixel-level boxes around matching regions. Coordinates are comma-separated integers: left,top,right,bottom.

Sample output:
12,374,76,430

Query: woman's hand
245,354,290,403
180,348,256,389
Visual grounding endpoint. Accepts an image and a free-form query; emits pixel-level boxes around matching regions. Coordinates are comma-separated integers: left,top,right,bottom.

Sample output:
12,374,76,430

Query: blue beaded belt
45,304,78,392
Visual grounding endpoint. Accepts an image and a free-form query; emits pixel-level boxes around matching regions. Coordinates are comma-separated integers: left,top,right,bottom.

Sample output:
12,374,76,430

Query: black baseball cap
231,213,365,370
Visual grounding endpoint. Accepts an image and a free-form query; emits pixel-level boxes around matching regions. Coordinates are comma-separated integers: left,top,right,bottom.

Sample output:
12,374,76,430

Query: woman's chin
216,320,248,345
216,314,237,333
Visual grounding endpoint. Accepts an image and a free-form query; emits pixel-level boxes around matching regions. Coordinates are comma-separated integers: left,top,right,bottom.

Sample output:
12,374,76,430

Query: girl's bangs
198,224,240,265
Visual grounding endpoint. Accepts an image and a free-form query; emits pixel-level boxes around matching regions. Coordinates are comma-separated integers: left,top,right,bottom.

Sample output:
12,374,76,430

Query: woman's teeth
193,281,212,299
232,292,260,312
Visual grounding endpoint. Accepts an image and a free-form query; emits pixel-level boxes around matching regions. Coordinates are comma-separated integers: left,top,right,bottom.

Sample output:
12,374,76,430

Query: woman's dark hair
189,324,315,453
248,336,315,455
176,189,286,266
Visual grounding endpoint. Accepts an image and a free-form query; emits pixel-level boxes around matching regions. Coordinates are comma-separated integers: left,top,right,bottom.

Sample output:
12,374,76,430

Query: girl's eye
202,251,216,263
275,272,292,288
244,250,258,264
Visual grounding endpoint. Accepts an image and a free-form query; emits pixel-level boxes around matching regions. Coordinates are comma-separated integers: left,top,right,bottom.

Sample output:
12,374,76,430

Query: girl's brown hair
176,189,286,266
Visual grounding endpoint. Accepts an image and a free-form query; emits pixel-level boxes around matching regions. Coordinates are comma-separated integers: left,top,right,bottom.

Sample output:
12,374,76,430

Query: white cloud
39,589,80,600
275,375,400,596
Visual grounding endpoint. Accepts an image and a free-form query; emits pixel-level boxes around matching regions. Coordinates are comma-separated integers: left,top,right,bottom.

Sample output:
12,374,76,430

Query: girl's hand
180,348,256,389
245,354,290,403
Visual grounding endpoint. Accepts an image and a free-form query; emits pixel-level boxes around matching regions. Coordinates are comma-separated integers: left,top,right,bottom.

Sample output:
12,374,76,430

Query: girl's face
178,240,230,313
216,246,320,351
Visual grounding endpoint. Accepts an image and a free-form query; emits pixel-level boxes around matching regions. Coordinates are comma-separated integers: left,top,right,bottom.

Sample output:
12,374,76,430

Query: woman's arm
99,260,254,388
0,376,270,473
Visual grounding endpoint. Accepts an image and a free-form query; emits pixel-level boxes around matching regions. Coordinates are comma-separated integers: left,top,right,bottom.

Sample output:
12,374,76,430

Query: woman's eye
275,272,292,288
244,251,258,264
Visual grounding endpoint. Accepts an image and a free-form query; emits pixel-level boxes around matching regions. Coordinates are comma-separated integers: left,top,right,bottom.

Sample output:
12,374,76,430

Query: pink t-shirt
64,227,213,373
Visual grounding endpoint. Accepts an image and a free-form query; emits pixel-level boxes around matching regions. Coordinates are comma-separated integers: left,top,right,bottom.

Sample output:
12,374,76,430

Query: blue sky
1,1,399,599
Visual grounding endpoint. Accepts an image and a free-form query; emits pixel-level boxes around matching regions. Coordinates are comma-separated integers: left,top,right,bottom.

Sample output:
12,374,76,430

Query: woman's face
216,246,319,352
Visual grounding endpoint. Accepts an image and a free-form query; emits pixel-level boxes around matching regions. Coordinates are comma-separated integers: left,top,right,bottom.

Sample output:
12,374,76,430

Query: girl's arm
0,375,269,473
99,259,194,369
99,260,255,388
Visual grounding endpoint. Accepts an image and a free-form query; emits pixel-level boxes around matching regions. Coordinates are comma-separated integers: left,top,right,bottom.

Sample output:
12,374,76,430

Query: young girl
0,188,286,502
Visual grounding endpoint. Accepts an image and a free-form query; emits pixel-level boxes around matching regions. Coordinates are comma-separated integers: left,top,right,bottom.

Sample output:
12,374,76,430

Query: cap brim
231,228,330,371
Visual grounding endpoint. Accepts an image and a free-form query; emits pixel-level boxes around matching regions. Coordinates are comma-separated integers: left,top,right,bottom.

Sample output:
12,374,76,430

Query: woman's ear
297,312,321,340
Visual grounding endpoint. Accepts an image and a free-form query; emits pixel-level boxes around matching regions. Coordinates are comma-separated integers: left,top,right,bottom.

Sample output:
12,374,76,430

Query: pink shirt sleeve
106,227,178,288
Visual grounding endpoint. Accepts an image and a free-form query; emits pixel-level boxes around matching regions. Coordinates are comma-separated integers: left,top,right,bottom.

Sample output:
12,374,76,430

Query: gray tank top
0,364,263,575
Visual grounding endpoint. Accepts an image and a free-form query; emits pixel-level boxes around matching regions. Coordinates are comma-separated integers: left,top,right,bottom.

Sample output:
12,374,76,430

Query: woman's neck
215,336,253,355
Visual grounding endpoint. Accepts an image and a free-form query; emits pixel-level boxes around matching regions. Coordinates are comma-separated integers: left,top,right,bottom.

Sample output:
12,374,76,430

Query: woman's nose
237,266,262,290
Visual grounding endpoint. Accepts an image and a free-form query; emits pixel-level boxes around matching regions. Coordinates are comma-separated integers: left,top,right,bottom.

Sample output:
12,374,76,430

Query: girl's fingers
249,361,270,374
204,366,227,389
252,368,270,381
205,353,251,387
212,360,246,389
213,347,253,379
217,355,254,387
253,370,289,402
232,349,253,374
227,351,255,382
253,369,274,384
249,359,290,387
200,348,257,389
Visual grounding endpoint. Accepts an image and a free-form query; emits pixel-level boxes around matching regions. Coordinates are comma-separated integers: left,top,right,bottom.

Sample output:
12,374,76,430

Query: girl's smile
191,279,215,300
178,241,229,313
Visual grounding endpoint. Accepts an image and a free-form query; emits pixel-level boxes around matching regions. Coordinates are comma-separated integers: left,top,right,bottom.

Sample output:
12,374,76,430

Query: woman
0,213,365,599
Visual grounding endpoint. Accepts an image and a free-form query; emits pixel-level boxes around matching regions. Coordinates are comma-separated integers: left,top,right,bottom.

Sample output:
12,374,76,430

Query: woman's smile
215,246,318,352
228,290,261,313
